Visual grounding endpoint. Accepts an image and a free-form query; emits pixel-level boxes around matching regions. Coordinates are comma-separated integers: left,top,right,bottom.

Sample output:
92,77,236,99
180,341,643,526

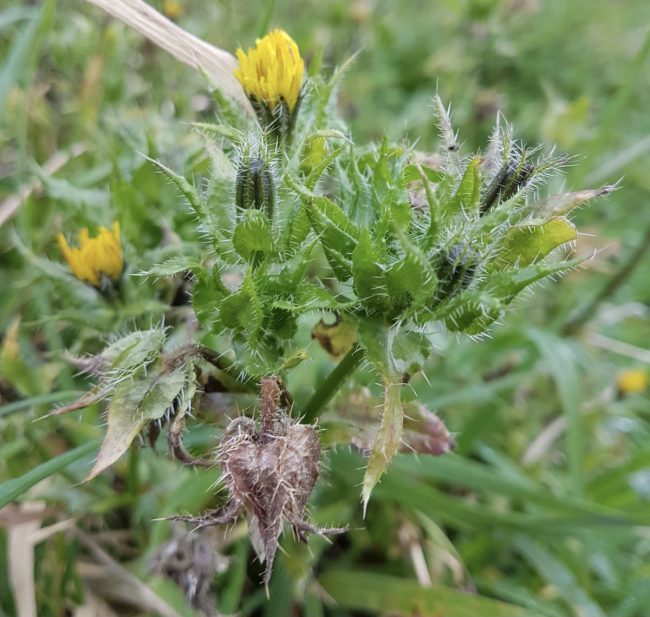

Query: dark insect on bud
480,159,535,215
235,156,275,221
436,242,479,300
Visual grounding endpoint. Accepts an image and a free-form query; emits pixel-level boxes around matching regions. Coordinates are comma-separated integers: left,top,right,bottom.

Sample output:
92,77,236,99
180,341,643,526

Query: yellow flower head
57,222,124,287
162,0,184,20
617,369,648,395
234,29,304,113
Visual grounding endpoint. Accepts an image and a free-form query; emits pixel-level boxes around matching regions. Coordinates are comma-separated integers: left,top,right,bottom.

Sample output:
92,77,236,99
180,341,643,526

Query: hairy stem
196,346,257,393
301,344,365,424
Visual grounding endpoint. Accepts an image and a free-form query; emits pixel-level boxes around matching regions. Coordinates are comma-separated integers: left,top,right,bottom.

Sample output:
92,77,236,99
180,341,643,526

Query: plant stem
301,344,365,424
562,221,650,335
196,346,258,393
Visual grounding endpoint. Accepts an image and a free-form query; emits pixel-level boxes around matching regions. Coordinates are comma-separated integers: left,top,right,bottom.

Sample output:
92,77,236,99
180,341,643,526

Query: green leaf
192,270,227,327
273,282,352,312
357,319,408,508
496,218,577,269
139,256,206,277
319,570,537,617
489,257,587,305
284,203,311,254
513,536,606,617
442,293,502,335
86,365,193,480
362,370,404,513
0,1,52,123
305,145,343,190
39,173,109,209
219,272,263,336
352,228,388,309
358,317,391,368
391,328,431,375
190,121,242,143
146,157,211,223
391,455,628,521
538,185,615,218
102,328,165,373
401,163,444,186
305,195,360,259
440,257,586,334
0,441,99,508
528,330,583,496
1,391,82,418
272,241,316,295
322,244,354,280
232,209,273,261
447,157,481,216
385,251,437,309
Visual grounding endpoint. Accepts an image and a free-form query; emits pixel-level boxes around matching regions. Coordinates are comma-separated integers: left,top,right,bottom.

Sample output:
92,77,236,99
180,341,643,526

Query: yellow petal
617,369,648,395
233,29,304,112
57,221,123,287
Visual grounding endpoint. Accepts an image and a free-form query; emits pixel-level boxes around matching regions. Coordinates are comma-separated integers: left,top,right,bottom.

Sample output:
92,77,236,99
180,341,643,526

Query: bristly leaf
219,271,263,338
386,230,438,311
86,363,194,481
362,370,404,515
233,209,274,261
440,256,589,334
433,95,461,175
538,185,617,218
494,217,577,270
146,156,210,222
139,256,206,278
306,195,360,257
352,229,388,311
102,329,166,374
357,318,408,511
446,157,482,217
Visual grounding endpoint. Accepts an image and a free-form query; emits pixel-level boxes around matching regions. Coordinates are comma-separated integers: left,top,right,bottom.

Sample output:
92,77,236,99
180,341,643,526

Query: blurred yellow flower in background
234,29,304,113
616,368,648,395
162,0,183,20
58,222,124,287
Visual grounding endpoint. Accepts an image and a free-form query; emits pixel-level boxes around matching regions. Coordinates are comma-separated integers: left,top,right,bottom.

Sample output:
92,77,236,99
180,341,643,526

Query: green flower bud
235,156,275,221
436,242,479,299
480,159,535,215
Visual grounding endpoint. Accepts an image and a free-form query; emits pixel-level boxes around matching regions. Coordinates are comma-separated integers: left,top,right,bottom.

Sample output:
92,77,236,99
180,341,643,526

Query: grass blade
319,569,542,617
0,441,99,508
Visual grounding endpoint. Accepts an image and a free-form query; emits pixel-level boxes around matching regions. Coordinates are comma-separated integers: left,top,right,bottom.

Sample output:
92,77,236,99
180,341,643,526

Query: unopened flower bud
235,156,275,220
436,242,479,299
480,158,535,215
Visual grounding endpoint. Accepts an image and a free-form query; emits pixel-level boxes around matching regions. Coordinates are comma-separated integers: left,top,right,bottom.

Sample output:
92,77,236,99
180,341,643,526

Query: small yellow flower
162,0,183,20
57,222,124,287
234,30,304,114
617,369,648,395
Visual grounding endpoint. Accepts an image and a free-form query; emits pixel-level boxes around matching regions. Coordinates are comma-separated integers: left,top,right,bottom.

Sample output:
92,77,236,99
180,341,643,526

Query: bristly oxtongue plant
52,30,613,583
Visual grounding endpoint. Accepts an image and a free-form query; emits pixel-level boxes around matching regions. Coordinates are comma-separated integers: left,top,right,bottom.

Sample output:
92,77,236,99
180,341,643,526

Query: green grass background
1,0,649,616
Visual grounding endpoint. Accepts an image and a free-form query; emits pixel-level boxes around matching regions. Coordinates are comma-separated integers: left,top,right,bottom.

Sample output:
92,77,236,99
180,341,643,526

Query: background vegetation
1,0,649,616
